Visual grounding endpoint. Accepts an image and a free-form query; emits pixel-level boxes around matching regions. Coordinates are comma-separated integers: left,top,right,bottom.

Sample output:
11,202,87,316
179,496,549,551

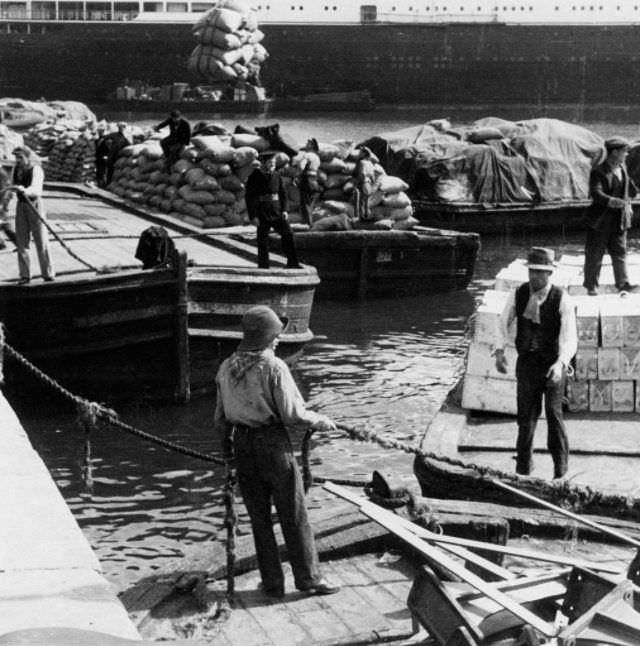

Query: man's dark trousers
515,352,568,477
257,218,300,268
233,426,319,594
583,218,628,289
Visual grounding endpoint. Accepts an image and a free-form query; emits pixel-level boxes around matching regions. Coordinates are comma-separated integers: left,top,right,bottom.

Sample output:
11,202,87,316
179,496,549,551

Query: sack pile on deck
359,117,607,205
107,134,262,227
188,0,267,85
0,124,24,163
287,140,416,231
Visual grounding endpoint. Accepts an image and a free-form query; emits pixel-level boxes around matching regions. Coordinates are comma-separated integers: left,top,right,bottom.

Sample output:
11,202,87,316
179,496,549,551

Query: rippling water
9,115,640,593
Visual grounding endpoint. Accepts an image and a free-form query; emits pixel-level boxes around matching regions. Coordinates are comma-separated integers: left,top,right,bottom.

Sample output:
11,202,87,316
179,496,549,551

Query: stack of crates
461,252,640,415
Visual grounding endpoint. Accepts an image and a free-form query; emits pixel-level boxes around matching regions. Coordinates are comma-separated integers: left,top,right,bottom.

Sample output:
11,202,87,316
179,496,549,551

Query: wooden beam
324,482,557,637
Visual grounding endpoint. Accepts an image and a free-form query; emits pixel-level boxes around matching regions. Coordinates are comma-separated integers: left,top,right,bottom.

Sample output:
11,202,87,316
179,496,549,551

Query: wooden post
174,250,191,403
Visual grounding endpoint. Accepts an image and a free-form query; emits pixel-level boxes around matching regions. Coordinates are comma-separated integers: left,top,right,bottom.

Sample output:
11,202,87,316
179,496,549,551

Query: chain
3,341,225,465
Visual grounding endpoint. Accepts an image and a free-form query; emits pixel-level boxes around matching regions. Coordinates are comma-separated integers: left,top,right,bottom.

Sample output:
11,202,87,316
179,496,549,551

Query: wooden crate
566,380,589,412
612,380,635,412
598,348,620,380
574,347,598,381
472,290,511,345
620,348,640,380
461,374,517,415
573,295,600,347
589,380,612,412
465,342,516,380
621,295,640,346
599,296,625,347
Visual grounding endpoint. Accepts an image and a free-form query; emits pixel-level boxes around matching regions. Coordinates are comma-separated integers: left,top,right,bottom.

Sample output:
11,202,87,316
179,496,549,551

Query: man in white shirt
494,247,577,479
8,146,55,284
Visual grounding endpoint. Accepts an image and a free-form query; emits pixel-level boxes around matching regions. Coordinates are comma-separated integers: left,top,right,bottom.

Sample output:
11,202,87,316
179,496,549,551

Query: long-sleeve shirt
496,282,577,367
154,117,191,146
13,164,44,199
214,348,324,434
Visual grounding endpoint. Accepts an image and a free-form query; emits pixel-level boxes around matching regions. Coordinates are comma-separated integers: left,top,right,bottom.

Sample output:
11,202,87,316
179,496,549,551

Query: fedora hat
526,247,556,272
605,136,631,151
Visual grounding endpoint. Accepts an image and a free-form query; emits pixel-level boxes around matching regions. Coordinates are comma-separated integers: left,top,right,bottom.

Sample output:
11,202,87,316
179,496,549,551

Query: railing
0,8,138,20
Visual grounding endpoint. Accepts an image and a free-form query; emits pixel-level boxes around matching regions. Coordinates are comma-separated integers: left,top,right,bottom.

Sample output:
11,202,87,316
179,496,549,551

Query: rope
223,427,237,599
22,196,101,273
0,323,4,386
3,340,225,465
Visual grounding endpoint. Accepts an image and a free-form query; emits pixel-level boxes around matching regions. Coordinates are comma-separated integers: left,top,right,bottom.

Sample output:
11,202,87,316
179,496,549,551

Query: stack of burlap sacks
0,124,23,164
188,0,267,86
106,133,416,230
462,253,640,415
287,141,416,231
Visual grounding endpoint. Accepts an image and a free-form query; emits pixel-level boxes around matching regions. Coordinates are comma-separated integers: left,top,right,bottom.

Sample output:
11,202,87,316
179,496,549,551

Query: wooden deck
0,188,256,284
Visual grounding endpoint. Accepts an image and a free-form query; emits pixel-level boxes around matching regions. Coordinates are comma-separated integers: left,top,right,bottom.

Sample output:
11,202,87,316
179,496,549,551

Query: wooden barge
0,185,319,402
412,198,640,236
233,226,480,300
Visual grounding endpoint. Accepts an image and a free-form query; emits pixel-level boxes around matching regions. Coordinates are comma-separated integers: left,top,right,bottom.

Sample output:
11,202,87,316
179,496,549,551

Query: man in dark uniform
494,247,577,479
104,122,130,186
245,152,301,269
94,123,109,187
583,136,638,295
154,110,191,170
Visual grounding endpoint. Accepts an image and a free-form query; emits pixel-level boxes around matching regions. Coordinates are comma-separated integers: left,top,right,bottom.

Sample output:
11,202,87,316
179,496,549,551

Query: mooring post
175,250,191,403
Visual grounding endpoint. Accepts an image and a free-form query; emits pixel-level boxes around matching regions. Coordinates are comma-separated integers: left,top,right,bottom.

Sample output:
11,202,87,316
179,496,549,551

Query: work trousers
515,352,568,478
15,199,54,281
256,217,300,269
95,155,108,188
160,139,185,170
583,220,628,289
298,174,320,226
233,426,320,593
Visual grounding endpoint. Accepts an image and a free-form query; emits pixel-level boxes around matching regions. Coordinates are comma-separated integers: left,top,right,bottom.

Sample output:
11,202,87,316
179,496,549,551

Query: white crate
575,347,598,381
600,296,625,347
620,348,640,380
466,342,517,380
573,296,600,347
612,381,635,412
473,290,511,345
461,374,517,415
620,295,640,346
566,380,589,412
598,348,620,380
589,380,613,412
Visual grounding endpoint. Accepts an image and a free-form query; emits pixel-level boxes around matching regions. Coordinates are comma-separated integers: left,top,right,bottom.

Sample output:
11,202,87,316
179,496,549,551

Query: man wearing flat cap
495,247,577,479
214,305,340,598
583,136,637,295
245,152,301,268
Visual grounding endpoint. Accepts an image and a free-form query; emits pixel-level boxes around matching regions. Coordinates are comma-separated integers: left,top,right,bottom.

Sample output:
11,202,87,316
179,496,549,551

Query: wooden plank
324,483,557,637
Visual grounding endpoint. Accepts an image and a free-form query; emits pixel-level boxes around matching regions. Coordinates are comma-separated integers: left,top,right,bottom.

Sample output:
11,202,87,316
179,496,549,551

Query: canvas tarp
359,118,606,204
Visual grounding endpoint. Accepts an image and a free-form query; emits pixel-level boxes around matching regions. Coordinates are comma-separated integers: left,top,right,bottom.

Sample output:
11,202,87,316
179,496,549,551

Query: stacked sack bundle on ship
188,0,267,92
287,140,417,231
106,129,277,228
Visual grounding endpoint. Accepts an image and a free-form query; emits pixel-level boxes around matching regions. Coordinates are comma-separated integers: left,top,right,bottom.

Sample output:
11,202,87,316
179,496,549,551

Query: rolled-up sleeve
558,293,577,367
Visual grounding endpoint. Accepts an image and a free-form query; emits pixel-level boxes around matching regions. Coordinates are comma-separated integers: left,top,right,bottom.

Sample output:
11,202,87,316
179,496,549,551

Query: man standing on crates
494,247,576,479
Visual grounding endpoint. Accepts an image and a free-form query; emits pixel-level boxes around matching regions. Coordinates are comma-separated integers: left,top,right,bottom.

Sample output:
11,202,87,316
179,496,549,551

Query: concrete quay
0,390,140,640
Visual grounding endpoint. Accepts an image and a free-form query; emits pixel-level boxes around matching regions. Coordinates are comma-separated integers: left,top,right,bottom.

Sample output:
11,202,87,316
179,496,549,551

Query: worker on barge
4,147,55,284
213,305,340,598
154,110,191,171
494,247,577,479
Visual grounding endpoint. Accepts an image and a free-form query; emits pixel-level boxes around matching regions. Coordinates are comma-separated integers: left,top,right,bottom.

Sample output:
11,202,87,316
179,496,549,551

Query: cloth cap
605,136,631,151
526,246,556,272
170,109,181,118
238,305,284,351
12,146,30,157
117,121,127,129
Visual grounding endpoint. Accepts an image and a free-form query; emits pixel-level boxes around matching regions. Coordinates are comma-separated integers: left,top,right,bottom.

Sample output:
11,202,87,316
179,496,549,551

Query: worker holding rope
214,305,340,599
4,146,55,284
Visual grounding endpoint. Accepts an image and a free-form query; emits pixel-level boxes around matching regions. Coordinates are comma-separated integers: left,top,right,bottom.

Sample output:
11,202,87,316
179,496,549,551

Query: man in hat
245,152,301,269
214,305,340,598
154,109,191,170
294,139,321,226
583,136,638,295
2,146,54,284
494,247,577,479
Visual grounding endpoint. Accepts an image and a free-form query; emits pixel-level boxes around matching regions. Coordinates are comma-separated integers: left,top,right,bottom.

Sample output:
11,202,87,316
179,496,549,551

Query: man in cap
2,146,54,284
583,136,638,295
294,138,321,226
214,305,340,598
495,247,577,479
97,122,130,188
154,109,191,171
245,152,301,269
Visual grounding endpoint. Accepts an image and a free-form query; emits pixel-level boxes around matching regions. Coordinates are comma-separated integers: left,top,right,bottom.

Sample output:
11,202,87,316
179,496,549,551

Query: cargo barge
2,2,640,113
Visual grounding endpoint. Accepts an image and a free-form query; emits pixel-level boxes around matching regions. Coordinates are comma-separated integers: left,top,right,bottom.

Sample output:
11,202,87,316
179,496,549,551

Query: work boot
553,460,568,480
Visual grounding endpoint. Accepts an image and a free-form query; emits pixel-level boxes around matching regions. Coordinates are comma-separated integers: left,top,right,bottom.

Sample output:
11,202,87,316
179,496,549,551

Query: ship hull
1,21,640,112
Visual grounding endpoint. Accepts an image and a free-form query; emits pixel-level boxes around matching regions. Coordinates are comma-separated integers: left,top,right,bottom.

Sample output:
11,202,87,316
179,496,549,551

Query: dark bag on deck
135,226,176,269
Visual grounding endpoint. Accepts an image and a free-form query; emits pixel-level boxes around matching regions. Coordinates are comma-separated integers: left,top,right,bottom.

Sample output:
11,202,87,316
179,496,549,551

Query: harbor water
7,113,640,595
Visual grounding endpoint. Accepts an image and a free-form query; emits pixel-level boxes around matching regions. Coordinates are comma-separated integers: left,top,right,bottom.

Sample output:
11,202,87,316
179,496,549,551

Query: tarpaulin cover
359,118,606,204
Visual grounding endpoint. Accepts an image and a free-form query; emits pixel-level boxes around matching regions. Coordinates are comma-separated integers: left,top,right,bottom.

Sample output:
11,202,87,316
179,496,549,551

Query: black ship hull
1,21,640,113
